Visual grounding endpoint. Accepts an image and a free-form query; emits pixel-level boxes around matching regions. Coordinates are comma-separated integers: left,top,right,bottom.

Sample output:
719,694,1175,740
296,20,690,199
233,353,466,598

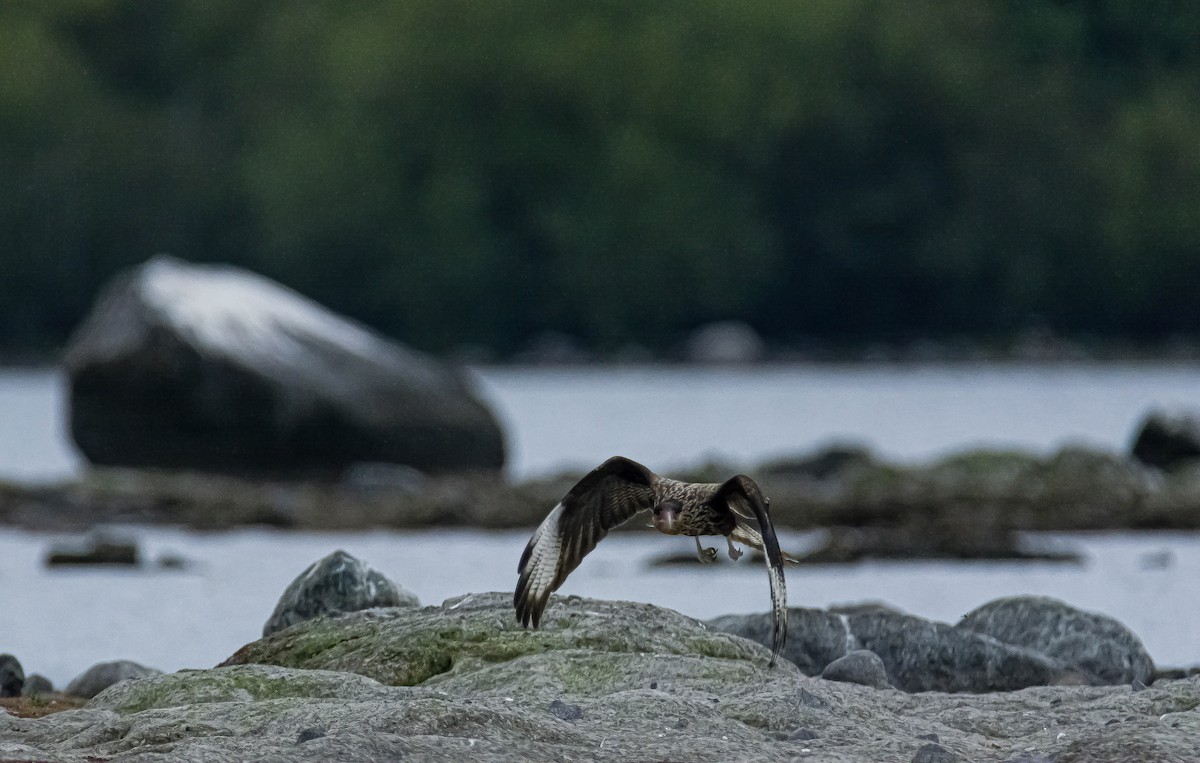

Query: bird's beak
652,500,682,534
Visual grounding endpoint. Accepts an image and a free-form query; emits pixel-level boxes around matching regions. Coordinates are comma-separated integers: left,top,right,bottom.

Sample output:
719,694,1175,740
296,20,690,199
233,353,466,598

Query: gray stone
263,549,419,637
912,742,962,762
20,674,53,698
1131,409,1200,470
843,607,1071,692
821,649,891,689
707,607,852,676
0,654,23,697
1,596,1198,763
64,256,505,476
956,596,1156,685
713,605,1071,693
44,532,139,566
64,660,162,699
548,699,583,721
295,727,326,744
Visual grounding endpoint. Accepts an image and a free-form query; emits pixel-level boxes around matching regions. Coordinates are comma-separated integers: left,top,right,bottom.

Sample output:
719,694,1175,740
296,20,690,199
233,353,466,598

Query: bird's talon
726,537,744,561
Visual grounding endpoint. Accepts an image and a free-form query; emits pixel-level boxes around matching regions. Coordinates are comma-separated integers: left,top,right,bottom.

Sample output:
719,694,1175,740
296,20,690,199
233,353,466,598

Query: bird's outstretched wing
515,456,657,628
714,475,788,667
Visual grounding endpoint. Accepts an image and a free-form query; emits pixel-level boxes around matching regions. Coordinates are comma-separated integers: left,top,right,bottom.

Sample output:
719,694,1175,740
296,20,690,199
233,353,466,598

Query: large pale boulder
65,256,505,475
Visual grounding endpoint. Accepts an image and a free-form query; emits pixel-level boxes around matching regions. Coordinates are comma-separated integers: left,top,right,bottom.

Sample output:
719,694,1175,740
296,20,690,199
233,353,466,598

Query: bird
514,455,787,667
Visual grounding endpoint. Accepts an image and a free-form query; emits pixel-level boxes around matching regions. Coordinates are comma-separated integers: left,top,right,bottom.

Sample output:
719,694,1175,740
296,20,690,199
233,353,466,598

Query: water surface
5,363,1198,483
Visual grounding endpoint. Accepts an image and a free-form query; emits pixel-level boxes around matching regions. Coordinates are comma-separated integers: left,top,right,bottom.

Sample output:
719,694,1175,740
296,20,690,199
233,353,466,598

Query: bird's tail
731,524,802,565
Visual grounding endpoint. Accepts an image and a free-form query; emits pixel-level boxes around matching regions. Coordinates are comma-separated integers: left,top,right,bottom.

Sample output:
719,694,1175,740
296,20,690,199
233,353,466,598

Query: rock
792,525,1079,564
706,607,852,676
226,592,775,687
1036,446,1152,524
1131,409,1200,470
956,596,1156,685
64,660,162,699
2,598,1198,762
44,532,139,566
841,608,1073,693
19,674,53,698
295,727,326,744
711,605,1074,693
820,649,891,689
64,255,505,476
912,741,962,762
548,699,583,721
760,444,875,481
155,551,191,570
263,549,419,637
684,321,765,364
0,654,24,697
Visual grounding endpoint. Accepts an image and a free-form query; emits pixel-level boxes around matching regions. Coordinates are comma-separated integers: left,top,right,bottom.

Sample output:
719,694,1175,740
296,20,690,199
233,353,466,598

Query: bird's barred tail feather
514,502,565,628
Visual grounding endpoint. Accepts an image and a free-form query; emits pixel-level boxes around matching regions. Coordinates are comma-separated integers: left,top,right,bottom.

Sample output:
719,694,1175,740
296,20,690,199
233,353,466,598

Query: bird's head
652,499,683,534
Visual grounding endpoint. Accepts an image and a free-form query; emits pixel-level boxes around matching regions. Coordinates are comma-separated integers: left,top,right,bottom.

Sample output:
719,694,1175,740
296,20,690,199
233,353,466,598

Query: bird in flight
514,456,787,667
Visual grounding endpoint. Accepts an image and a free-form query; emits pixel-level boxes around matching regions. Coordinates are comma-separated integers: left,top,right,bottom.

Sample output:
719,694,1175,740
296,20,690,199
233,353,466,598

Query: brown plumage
514,456,788,667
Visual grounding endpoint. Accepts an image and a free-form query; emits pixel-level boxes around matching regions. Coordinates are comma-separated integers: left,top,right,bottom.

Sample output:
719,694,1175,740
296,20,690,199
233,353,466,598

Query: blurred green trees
2,0,1198,356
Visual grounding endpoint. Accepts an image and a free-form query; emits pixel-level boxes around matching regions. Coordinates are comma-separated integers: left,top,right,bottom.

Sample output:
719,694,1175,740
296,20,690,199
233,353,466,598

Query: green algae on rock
220,592,771,687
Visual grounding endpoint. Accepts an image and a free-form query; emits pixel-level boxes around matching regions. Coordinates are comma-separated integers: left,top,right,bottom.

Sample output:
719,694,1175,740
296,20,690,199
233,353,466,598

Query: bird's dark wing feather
714,475,788,667
515,456,657,628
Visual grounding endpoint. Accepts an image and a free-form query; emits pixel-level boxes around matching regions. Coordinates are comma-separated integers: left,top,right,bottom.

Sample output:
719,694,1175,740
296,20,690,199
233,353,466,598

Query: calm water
3,363,1199,482
0,526,1196,688
1,364,1198,688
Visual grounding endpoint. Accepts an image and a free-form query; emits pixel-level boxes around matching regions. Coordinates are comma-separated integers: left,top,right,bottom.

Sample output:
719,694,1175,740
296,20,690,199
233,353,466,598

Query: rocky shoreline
1,591,1197,762
2,550,1197,762
4,439,1200,562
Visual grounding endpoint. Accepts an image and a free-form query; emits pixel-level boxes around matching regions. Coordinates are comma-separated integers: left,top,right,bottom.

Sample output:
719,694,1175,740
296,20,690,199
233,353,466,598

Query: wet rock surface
0,594,1196,762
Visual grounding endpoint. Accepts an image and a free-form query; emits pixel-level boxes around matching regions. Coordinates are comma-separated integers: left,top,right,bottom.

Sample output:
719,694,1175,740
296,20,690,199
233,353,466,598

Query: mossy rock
424,648,788,699
89,664,400,714
221,592,771,686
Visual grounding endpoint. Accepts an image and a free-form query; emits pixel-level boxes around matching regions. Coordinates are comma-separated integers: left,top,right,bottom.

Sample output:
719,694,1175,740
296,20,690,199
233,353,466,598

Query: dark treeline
3,0,1200,357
